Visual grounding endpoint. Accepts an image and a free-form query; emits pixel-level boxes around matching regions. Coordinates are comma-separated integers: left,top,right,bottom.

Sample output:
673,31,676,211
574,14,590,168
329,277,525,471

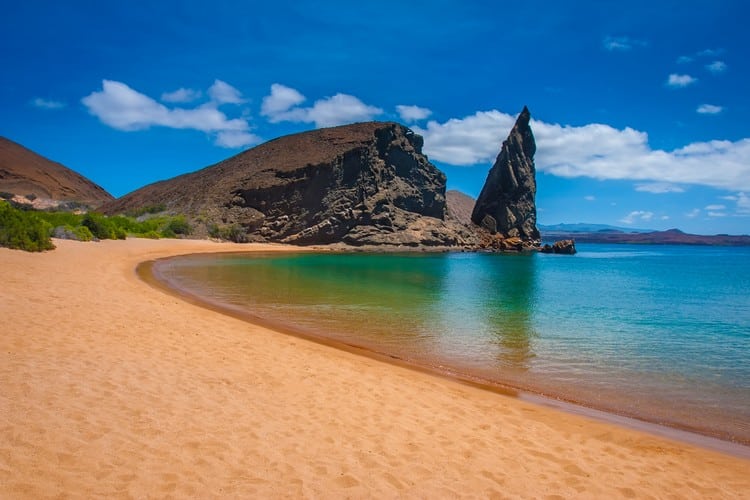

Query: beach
1,239,748,498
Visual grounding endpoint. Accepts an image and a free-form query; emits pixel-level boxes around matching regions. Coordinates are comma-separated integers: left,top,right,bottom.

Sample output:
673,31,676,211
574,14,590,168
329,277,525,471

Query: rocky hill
0,137,112,208
446,190,476,227
471,106,540,245
102,122,480,247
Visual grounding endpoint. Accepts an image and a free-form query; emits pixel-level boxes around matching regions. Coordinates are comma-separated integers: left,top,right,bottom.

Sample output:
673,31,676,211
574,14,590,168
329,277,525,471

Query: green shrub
72,225,94,241
81,213,126,240
141,230,161,239
206,223,245,242
164,215,191,236
37,210,83,228
0,201,55,251
125,204,166,217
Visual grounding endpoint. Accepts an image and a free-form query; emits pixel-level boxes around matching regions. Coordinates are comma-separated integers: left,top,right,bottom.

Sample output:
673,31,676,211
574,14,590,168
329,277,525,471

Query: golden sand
1,238,748,498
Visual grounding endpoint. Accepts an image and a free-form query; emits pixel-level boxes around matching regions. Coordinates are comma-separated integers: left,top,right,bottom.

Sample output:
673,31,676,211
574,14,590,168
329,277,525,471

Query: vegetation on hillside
0,200,192,252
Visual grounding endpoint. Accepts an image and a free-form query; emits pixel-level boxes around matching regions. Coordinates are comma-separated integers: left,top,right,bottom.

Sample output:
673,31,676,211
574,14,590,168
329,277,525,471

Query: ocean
153,244,750,445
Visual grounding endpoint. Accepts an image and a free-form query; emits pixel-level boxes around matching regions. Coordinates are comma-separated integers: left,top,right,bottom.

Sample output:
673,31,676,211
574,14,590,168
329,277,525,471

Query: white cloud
719,193,750,215
685,208,701,218
705,204,726,210
260,84,382,128
666,74,697,88
708,211,727,217
31,97,65,109
413,110,516,165
696,104,723,115
208,79,245,104
215,130,262,148
161,87,202,103
584,195,596,201
706,61,727,74
261,83,306,119
415,109,750,191
620,211,654,225
306,94,383,127
660,215,670,220
396,104,432,123
635,183,685,194
603,36,646,51
736,193,750,214
677,55,693,64
697,48,723,57
82,80,258,148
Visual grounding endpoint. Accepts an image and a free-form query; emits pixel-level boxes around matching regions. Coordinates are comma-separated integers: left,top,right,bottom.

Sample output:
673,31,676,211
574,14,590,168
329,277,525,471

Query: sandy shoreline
1,239,749,498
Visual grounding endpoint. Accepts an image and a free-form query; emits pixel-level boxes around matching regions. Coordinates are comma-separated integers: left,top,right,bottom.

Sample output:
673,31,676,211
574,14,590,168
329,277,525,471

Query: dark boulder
541,239,577,255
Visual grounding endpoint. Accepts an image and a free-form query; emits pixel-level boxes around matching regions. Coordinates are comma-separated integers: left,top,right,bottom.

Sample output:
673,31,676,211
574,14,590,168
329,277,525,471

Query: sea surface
154,244,750,445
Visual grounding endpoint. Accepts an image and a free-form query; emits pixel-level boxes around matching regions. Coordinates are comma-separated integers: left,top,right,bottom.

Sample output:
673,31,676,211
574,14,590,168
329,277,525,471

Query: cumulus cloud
737,193,750,214
161,87,202,103
261,83,306,119
696,104,723,115
215,130,261,148
666,74,697,88
721,193,750,215
82,80,259,148
414,109,750,191
697,48,723,57
635,183,685,194
685,208,700,218
705,204,726,211
208,79,245,104
620,211,654,224
396,104,432,123
706,61,727,74
603,36,646,51
413,111,516,164
676,55,693,64
260,84,382,128
31,97,65,109
584,195,596,201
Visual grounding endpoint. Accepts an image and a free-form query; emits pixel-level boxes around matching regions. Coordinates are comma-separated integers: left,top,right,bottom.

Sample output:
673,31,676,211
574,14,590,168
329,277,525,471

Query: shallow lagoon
155,244,750,444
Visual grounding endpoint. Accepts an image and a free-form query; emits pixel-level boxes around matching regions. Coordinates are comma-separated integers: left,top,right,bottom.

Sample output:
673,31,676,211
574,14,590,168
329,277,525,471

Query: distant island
539,224,750,246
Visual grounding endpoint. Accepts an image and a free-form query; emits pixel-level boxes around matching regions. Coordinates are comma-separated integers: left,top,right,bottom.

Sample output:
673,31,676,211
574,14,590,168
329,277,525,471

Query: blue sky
1,1,748,234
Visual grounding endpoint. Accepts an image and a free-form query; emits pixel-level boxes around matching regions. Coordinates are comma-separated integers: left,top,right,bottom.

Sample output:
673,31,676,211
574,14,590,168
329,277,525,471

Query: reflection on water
429,253,537,372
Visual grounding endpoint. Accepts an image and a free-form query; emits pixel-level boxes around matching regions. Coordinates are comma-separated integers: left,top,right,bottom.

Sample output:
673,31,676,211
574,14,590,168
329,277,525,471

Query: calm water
154,245,750,444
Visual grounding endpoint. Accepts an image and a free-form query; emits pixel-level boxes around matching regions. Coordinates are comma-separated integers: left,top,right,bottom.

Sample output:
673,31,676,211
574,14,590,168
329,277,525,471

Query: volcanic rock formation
471,107,540,246
0,136,113,208
103,122,480,247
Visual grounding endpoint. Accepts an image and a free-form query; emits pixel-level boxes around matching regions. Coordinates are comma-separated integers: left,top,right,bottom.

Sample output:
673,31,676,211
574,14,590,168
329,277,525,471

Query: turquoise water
155,245,750,444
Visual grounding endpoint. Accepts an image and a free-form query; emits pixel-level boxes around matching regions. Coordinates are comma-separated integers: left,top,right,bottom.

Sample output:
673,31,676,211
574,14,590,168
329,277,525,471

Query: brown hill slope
446,190,476,226
0,137,112,207
102,122,481,247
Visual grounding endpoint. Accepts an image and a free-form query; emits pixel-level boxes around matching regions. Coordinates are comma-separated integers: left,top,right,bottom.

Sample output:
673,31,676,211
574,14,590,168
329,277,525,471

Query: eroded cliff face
103,122,479,247
471,107,541,246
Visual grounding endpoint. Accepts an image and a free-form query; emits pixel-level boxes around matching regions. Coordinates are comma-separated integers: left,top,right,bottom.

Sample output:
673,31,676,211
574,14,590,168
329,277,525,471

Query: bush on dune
0,201,55,251
1,202,195,251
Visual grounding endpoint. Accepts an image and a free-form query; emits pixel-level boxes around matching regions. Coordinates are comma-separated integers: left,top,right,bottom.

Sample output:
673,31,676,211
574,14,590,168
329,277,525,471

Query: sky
1,1,749,234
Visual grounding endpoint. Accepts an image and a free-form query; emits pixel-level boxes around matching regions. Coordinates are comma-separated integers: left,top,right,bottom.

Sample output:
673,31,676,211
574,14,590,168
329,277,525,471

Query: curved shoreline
3,238,749,497
144,252,750,459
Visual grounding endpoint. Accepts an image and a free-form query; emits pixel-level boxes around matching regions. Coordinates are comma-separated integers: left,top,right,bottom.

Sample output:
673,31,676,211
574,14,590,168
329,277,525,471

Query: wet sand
1,238,748,498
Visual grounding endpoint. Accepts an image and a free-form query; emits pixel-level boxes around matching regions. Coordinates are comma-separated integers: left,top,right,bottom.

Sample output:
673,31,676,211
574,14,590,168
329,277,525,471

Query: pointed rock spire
471,106,540,243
